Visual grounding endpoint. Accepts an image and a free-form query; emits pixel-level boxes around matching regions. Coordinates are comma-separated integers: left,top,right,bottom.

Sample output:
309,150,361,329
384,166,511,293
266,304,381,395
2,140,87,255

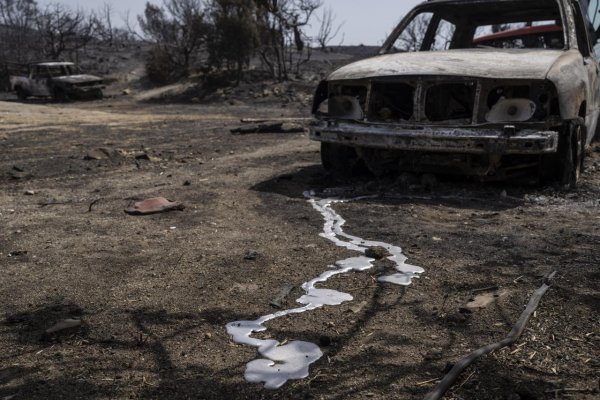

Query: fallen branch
240,117,312,124
416,378,440,387
424,272,557,400
231,123,305,135
88,198,101,212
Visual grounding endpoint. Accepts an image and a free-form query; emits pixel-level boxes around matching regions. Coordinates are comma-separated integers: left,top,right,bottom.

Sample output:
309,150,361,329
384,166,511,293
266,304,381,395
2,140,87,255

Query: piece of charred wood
424,272,557,400
231,123,305,135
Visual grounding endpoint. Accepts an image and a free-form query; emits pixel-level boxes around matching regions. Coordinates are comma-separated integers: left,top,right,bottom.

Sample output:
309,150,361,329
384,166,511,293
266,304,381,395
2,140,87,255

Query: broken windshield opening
384,0,564,53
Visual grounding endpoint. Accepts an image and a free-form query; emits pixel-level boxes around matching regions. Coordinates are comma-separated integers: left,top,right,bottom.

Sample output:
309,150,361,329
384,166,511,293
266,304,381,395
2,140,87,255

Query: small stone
349,300,368,314
122,89,131,95
466,290,508,310
134,153,160,162
42,319,83,340
423,348,443,360
24,190,35,196
204,332,212,339
183,180,191,186
365,246,390,260
244,250,258,261
446,312,470,325
84,148,115,161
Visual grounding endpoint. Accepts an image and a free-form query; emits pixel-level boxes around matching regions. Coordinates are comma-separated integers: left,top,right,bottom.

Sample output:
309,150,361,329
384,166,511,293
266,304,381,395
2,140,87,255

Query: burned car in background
9,62,104,101
310,0,600,187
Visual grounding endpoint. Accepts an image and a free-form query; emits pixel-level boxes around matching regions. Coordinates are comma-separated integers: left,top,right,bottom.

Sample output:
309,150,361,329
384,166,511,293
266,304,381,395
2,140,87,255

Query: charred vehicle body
310,0,600,187
9,62,104,101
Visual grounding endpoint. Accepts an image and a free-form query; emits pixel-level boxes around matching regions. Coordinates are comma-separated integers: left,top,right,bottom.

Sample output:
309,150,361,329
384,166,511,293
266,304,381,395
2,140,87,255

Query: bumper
310,120,559,155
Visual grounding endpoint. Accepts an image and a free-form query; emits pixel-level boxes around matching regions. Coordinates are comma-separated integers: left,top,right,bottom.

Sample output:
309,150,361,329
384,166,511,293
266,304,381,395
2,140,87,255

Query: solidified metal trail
226,190,424,389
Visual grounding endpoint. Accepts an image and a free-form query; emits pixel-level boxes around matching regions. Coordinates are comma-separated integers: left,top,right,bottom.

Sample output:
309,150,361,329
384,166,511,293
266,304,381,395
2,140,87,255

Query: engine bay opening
368,82,415,121
425,82,476,122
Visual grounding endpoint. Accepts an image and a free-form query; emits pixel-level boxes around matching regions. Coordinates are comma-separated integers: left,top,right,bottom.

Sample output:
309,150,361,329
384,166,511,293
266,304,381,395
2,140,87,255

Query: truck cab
10,62,104,101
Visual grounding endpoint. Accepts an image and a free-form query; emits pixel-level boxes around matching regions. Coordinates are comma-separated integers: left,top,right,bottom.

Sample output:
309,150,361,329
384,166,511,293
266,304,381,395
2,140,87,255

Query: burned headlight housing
313,80,367,120
483,81,559,123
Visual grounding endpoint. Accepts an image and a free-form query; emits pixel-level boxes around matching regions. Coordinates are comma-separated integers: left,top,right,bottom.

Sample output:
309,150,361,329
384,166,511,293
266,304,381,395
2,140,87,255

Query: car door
30,66,51,97
575,0,600,144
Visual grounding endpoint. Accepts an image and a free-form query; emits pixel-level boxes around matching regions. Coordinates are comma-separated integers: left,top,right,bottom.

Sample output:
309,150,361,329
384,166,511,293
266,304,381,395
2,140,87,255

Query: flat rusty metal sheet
124,197,185,215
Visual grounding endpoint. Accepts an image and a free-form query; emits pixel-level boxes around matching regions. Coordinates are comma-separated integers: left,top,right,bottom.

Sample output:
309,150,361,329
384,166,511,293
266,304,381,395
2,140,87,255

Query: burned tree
138,0,209,82
35,4,95,60
0,0,38,63
255,0,322,81
93,2,115,46
315,6,344,50
207,0,259,81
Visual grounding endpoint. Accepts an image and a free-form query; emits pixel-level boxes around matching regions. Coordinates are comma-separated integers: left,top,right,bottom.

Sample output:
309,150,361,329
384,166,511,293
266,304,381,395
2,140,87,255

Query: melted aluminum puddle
226,190,424,389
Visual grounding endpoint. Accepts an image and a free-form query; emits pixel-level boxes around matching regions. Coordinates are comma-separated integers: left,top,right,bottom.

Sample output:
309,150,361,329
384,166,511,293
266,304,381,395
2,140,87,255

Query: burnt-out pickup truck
310,0,600,187
9,61,104,101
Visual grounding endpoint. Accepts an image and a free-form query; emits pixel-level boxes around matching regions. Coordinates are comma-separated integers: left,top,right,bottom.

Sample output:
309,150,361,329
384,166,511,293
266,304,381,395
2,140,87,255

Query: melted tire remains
541,120,585,189
558,121,585,189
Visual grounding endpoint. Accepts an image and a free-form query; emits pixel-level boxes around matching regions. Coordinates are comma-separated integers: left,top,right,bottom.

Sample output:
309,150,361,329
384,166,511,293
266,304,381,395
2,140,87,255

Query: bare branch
315,6,344,50
424,272,558,400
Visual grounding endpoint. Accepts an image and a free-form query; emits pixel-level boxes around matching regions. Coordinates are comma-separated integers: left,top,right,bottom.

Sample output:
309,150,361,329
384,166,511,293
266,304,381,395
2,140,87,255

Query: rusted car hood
329,49,566,81
52,74,103,84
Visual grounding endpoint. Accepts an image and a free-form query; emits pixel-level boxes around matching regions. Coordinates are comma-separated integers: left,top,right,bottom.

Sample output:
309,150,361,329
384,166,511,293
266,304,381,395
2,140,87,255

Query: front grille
330,78,558,125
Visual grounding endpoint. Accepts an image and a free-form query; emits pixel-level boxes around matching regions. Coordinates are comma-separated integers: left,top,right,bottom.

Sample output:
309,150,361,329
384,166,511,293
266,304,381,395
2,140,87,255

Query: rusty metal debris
9,61,104,101
124,197,185,215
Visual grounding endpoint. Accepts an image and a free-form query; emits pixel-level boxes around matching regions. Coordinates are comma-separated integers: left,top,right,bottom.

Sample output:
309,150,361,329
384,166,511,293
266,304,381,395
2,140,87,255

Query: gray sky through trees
36,0,421,45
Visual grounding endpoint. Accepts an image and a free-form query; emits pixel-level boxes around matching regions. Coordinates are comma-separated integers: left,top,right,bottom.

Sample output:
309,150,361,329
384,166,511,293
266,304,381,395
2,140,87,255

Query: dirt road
0,98,598,399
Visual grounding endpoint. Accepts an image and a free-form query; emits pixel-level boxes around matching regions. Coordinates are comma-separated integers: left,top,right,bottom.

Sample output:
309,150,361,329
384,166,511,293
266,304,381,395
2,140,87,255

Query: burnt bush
207,0,259,81
145,47,188,85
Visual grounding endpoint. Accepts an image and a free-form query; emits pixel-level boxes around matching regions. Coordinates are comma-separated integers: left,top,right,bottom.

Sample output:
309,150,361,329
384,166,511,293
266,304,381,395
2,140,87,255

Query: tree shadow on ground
3,302,85,346
0,304,282,399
